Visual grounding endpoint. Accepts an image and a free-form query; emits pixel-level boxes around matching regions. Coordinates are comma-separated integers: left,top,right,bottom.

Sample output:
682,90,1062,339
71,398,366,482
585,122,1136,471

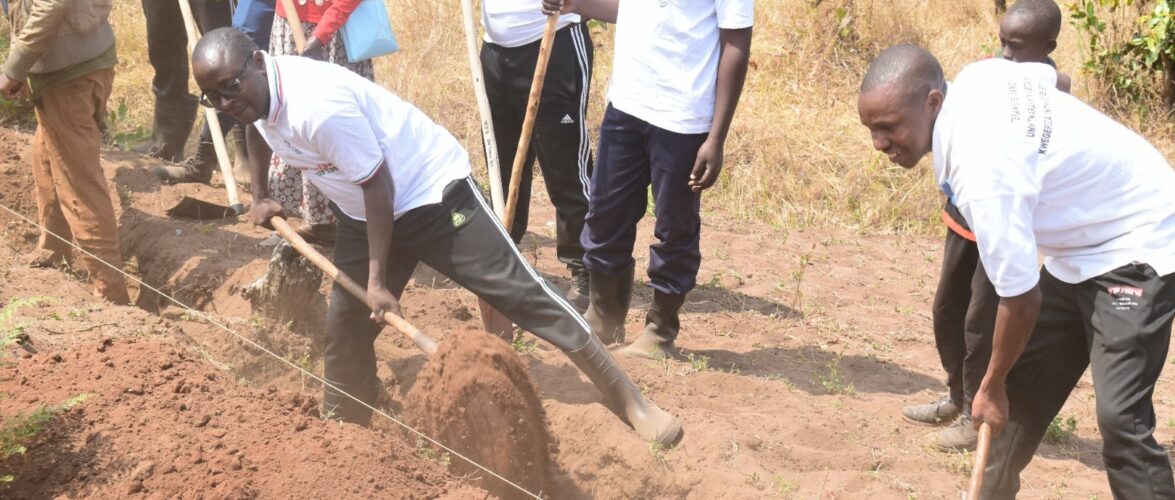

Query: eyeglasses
199,56,252,108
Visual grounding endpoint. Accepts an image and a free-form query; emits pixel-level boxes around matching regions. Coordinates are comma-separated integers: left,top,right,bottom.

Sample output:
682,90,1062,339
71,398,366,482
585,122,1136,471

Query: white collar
261,51,285,126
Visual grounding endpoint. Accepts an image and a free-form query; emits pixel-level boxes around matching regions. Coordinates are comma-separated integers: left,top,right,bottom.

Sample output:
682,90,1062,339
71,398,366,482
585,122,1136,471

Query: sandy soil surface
0,127,1159,499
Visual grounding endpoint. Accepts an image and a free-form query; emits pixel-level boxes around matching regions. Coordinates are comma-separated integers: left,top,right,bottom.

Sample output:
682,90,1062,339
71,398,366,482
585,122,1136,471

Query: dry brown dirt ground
1,126,1171,499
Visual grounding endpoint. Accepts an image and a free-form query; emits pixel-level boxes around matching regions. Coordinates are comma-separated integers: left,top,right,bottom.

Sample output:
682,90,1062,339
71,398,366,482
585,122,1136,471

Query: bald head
1005,0,1062,40
193,27,257,70
191,27,269,125
859,44,946,104
857,45,946,169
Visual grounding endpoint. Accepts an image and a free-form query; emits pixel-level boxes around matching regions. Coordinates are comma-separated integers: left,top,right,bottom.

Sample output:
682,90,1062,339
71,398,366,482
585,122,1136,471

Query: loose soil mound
406,329,556,499
0,336,480,499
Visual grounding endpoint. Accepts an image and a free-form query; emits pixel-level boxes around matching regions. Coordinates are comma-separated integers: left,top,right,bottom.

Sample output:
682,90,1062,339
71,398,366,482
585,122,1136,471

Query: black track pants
480,23,593,274
323,177,593,418
932,204,998,413
982,264,1175,499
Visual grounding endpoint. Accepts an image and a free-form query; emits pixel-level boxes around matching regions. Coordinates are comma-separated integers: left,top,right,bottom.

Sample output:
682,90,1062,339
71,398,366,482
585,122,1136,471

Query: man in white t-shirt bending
858,44,1175,498
541,0,753,359
189,28,682,448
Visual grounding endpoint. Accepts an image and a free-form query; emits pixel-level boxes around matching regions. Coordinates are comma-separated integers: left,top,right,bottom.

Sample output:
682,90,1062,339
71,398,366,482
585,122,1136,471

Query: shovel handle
966,422,993,499
278,0,309,53
177,0,245,215
271,216,439,355
502,14,559,230
460,0,505,217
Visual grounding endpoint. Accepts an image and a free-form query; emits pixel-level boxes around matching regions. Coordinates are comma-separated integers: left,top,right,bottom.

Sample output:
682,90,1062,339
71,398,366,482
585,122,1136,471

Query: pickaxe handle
271,215,439,355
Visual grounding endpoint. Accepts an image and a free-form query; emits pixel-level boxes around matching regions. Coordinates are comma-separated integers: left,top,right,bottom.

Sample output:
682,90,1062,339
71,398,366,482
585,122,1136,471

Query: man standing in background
542,0,753,359
481,0,595,311
0,0,131,305
135,0,234,185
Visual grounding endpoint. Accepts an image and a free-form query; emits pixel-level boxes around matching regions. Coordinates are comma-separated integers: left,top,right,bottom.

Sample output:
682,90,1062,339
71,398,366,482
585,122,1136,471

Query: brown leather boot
621,290,686,359
566,335,683,448
584,265,633,344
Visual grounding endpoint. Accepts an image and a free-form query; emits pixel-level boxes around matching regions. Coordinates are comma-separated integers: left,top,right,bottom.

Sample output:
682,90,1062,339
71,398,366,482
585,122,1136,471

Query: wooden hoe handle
278,0,309,53
271,216,439,355
967,422,993,499
502,14,559,229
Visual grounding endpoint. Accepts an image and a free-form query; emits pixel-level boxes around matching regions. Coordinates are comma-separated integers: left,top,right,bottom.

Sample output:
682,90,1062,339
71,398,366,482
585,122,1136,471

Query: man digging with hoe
189,27,683,449
858,44,1175,498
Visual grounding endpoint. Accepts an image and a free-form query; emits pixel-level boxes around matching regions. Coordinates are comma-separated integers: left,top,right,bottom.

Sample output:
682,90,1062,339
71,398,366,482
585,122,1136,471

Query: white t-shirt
607,0,754,134
253,54,471,221
932,58,1175,297
482,0,580,48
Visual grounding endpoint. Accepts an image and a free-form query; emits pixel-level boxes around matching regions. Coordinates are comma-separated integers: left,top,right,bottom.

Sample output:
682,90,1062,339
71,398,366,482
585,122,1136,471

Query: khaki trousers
31,68,129,305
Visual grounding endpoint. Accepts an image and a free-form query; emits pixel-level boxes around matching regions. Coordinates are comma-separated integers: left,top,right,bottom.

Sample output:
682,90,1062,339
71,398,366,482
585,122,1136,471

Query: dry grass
105,0,1175,235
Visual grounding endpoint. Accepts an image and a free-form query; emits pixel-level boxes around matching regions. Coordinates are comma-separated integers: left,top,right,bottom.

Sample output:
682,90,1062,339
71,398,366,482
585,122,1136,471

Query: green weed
511,331,538,355
1045,415,1079,445
819,357,856,396
648,440,669,468
415,436,451,467
686,352,710,374
104,100,151,151
1,394,91,482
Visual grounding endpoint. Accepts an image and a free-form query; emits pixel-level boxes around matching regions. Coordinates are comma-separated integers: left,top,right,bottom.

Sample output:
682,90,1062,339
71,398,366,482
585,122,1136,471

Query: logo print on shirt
313,163,339,176
560,114,574,125
282,138,304,155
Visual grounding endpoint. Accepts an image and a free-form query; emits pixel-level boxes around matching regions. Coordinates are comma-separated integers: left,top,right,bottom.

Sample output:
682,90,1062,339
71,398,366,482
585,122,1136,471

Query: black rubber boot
621,291,686,359
566,334,684,448
584,265,634,344
134,96,198,163
322,379,380,426
151,129,216,185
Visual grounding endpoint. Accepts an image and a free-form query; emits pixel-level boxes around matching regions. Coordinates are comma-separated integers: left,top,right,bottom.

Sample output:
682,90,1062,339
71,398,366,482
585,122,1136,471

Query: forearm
981,286,1042,390
312,0,362,44
571,0,617,23
361,165,395,291
708,28,752,143
245,125,273,200
1,1,67,80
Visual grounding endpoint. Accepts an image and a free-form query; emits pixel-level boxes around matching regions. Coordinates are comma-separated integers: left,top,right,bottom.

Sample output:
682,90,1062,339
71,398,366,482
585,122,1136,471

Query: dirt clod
406,329,557,499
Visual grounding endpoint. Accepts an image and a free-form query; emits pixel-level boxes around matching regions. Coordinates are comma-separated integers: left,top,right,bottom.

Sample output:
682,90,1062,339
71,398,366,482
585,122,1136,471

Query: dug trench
1,125,1166,498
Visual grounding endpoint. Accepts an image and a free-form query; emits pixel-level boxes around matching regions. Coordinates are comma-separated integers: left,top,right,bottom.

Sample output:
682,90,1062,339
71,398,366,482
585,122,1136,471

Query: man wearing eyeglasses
188,27,684,448
0,0,130,305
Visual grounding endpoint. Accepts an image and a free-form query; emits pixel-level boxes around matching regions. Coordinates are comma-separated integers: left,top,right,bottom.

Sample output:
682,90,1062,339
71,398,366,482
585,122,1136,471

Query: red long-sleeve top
276,0,363,45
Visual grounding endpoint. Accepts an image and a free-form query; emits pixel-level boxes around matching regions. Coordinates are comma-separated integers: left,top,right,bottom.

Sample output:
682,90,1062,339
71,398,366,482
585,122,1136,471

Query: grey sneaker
937,415,979,452
900,396,960,426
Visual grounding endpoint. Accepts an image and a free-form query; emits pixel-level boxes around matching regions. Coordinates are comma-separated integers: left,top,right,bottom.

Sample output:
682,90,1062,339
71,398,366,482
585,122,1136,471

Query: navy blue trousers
581,105,706,295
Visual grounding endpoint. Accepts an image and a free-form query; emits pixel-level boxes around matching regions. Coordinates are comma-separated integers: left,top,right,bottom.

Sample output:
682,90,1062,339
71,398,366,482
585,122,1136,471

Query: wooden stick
271,216,439,355
177,0,245,215
278,0,309,53
967,422,993,499
502,14,559,230
460,0,506,217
